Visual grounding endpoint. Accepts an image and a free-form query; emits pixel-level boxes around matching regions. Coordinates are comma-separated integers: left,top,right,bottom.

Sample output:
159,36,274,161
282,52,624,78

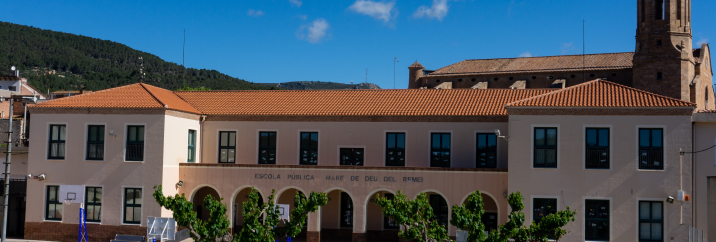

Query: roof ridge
463,52,635,62
596,79,696,106
504,80,597,107
40,83,140,104
139,83,167,108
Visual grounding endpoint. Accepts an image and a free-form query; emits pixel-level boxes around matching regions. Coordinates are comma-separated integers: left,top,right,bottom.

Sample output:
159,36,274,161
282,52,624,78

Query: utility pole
394,57,399,89
365,69,368,84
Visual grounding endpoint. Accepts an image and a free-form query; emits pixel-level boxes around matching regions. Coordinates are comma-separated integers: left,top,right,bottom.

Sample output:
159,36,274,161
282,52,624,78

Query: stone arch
275,186,310,241
191,186,221,221
274,186,307,203
189,184,222,203
321,187,355,241
417,190,451,235
364,188,399,241
458,191,501,224
231,186,265,233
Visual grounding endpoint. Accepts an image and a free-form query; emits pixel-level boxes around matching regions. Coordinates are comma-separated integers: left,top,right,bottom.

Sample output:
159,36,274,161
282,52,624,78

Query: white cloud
413,0,449,21
297,14,308,20
697,38,709,46
296,18,330,43
518,51,532,58
561,42,574,55
289,0,303,7
349,0,396,23
247,9,264,17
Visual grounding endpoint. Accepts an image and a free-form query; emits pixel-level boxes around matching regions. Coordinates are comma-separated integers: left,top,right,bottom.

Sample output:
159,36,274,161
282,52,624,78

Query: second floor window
476,133,497,168
300,132,318,165
586,128,609,169
258,132,277,164
534,128,557,168
126,126,145,161
430,133,450,167
219,131,236,163
386,133,405,166
48,125,66,159
188,130,196,163
639,128,664,170
340,148,364,166
86,125,105,160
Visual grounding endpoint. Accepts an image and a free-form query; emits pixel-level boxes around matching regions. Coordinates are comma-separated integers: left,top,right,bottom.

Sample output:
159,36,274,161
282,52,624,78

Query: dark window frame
218,131,236,163
299,132,318,165
430,133,451,168
476,133,497,168
429,194,449,229
534,128,558,168
585,199,610,241
258,131,277,164
125,125,145,161
639,201,664,242
48,124,66,159
639,128,664,170
86,125,105,160
340,148,364,166
45,185,62,221
123,188,142,224
385,133,406,167
188,130,196,163
533,198,557,223
585,128,610,169
85,187,102,222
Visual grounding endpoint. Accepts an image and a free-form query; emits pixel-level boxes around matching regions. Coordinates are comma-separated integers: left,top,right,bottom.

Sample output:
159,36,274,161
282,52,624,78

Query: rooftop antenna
583,19,585,83
365,69,368,84
393,57,399,89
138,57,144,83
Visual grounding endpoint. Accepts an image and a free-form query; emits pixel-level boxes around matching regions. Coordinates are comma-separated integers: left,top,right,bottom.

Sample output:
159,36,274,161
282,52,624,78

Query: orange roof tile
429,52,634,76
175,89,554,116
32,83,201,114
505,79,695,108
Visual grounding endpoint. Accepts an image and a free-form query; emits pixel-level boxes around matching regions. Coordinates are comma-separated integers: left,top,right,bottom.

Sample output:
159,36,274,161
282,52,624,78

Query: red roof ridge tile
139,83,168,108
37,83,144,106
463,51,636,62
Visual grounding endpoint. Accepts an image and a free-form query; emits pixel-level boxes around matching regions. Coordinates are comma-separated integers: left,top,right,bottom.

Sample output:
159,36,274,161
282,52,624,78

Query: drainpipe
200,115,206,163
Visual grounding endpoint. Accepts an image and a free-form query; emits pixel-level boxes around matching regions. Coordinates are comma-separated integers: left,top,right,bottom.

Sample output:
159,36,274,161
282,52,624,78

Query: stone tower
633,0,694,101
408,61,425,89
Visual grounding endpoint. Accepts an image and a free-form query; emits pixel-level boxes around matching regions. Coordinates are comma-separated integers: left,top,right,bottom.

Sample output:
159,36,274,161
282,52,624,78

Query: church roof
505,79,695,108
409,61,425,69
428,52,634,77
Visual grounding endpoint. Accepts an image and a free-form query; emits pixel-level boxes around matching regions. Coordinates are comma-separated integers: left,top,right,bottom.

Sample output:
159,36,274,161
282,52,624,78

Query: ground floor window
585,199,609,241
85,187,102,222
533,198,557,223
639,201,663,242
123,188,142,224
340,192,353,228
429,195,449,229
45,186,62,220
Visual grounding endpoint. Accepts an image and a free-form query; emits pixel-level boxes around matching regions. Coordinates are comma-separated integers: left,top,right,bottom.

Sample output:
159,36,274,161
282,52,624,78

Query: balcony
126,143,144,161
639,148,663,170
586,148,609,169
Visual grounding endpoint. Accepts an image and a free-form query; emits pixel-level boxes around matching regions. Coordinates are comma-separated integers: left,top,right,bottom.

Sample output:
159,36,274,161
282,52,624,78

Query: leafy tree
375,190,450,242
152,185,233,242
236,187,328,242
451,191,577,242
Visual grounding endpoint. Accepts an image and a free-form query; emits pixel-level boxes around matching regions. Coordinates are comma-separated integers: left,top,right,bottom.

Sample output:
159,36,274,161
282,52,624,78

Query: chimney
14,70,19,77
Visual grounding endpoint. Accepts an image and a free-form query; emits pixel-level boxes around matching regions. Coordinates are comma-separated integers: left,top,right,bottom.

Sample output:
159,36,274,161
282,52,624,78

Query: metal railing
586,148,609,169
126,143,144,161
534,148,557,168
638,148,663,170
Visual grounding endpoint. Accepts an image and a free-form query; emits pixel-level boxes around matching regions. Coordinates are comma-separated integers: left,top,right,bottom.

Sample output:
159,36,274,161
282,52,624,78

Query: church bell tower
633,0,694,101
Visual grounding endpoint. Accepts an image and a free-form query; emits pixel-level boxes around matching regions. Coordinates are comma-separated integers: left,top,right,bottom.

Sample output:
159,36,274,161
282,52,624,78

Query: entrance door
340,192,353,228
430,195,448,229
340,148,364,166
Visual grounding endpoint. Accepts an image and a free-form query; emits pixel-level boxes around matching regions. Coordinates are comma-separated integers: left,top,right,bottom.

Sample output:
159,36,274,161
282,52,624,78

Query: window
383,194,399,229
86,125,105,160
639,128,664,170
641,0,645,22
85,187,102,222
300,132,318,165
258,132,276,164
657,39,663,46
386,133,405,166
8,86,16,91
476,133,497,168
48,125,66,159
586,128,609,169
430,195,449,229
123,188,142,224
655,0,665,20
340,192,353,228
533,198,557,223
534,128,558,168
639,201,663,242
188,130,196,163
45,186,62,220
340,148,364,166
585,200,609,241
219,131,236,163
126,125,145,161
677,0,681,20
430,133,451,167
657,72,663,80
482,212,498,232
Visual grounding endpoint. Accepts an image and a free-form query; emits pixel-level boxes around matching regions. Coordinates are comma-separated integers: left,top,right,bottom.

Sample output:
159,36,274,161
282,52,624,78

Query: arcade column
307,209,321,242
352,203,367,242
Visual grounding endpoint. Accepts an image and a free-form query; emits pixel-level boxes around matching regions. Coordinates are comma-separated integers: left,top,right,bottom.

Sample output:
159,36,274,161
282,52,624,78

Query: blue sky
2,0,715,89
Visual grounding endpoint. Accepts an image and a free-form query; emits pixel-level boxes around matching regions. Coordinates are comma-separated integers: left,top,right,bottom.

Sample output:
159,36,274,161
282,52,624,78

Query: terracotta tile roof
428,52,634,76
506,79,695,108
32,83,201,114
176,89,554,116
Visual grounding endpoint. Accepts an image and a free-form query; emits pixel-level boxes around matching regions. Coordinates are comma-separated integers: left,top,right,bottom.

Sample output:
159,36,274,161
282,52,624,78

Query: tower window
494,78,499,81
590,74,595,78
509,77,514,80
657,39,663,46
655,0,665,20
532,76,537,80
548,76,554,80
641,0,645,23
471,78,476,82
677,0,682,20
657,72,663,80
612,73,617,77
571,75,576,78
458,79,463,82
436,80,441,83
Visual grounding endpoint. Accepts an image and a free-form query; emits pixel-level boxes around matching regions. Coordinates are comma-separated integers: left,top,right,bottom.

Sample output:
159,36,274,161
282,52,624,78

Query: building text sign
254,173,423,183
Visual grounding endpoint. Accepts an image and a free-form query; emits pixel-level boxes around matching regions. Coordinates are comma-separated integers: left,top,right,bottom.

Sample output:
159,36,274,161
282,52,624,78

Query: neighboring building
49,90,92,100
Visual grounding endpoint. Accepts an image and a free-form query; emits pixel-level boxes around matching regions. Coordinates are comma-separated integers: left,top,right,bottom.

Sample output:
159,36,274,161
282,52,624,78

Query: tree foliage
450,191,487,242
0,21,275,93
152,185,232,242
236,187,328,242
375,190,450,242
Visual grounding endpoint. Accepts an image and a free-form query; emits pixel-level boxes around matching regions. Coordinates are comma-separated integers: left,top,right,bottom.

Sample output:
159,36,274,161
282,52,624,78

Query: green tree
375,190,450,242
152,185,232,242
237,187,328,242
450,191,487,242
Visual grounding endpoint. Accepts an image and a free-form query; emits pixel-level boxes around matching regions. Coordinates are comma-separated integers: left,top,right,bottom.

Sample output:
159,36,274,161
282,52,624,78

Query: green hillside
260,81,381,90
0,21,275,94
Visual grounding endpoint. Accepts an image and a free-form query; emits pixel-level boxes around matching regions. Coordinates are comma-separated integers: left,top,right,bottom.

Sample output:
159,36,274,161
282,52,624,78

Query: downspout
200,115,206,163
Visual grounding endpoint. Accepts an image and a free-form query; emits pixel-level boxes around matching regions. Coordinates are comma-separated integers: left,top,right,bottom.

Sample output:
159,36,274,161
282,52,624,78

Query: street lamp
2,95,37,242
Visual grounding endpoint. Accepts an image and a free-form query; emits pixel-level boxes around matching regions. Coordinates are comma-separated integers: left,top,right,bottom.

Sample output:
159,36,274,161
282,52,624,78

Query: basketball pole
1,97,14,242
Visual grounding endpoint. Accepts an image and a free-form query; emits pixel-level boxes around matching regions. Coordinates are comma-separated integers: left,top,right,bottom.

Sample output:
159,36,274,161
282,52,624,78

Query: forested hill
0,21,275,93
260,81,381,90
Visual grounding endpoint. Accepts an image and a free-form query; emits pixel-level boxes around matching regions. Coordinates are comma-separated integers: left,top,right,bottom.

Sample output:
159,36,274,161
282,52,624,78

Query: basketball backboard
59,185,85,204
